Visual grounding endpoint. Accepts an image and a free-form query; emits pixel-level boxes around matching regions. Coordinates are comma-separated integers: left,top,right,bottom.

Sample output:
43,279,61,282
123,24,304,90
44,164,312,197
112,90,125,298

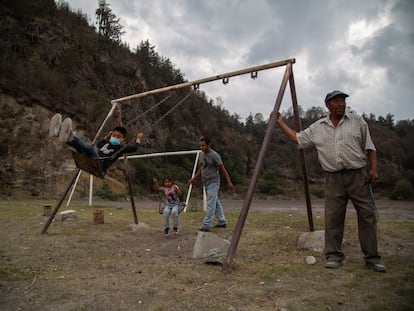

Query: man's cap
325,90,349,104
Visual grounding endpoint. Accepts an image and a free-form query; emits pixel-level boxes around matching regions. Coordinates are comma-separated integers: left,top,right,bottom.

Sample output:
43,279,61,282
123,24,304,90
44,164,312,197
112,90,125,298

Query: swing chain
148,89,195,130
124,92,175,126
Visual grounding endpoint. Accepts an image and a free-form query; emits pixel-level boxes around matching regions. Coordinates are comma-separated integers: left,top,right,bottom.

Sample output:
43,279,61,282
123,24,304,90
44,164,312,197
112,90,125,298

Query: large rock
193,231,230,264
297,230,325,253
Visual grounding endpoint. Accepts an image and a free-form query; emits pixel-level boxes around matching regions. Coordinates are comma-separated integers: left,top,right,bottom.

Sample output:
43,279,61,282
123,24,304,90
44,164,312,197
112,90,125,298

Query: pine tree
95,0,124,42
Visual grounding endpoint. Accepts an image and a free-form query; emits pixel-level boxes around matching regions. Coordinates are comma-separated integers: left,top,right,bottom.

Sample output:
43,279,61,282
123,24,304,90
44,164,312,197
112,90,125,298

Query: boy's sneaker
164,227,170,235
49,113,62,137
173,227,178,233
58,118,74,143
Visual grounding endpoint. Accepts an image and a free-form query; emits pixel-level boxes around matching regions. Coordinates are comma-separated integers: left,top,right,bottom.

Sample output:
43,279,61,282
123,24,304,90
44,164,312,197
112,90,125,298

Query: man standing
275,90,386,272
188,137,234,232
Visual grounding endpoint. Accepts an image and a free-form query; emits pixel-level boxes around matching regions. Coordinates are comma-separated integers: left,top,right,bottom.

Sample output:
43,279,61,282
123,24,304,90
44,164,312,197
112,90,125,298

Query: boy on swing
49,113,144,172
153,176,182,234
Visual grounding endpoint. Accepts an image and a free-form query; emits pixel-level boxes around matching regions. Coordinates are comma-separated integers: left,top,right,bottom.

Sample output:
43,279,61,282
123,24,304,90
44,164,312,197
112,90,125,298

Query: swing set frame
41,57,314,269
65,150,203,211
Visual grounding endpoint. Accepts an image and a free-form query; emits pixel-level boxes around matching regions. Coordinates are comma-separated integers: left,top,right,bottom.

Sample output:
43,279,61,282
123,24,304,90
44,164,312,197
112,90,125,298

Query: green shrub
389,179,414,200
257,169,285,195
95,182,119,200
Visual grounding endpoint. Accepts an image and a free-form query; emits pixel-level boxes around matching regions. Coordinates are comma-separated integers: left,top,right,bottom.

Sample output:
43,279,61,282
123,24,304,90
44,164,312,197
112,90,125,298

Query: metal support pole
224,63,293,267
184,150,201,212
66,170,82,206
116,105,139,224
89,174,93,206
124,155,138,224
289,72,314,231
91,102,118,145
41,169,81,234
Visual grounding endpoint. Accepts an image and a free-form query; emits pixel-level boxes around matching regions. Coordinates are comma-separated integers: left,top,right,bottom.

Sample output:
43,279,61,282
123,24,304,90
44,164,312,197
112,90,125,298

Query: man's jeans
202,182,226,229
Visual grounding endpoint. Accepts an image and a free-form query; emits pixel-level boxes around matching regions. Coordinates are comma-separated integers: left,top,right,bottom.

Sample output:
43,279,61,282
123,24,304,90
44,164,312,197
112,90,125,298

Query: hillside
0,1,251,199
0,1,413,201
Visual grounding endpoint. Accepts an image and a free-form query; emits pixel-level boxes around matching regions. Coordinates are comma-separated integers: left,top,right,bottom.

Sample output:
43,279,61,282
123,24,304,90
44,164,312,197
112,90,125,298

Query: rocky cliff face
0,7,147,198
1,94,62,196
0,93,120,198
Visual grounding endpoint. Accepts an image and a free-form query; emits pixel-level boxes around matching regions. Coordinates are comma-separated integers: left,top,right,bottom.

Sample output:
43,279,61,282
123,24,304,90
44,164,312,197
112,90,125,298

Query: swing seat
71,151,105,178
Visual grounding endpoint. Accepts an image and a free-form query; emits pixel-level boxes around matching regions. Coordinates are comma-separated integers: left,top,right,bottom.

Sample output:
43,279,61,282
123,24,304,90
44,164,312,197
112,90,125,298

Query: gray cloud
67,0,414,121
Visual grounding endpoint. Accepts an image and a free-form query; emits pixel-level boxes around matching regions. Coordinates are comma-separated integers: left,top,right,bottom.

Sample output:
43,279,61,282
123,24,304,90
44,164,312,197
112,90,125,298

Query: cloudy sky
64,0,414,122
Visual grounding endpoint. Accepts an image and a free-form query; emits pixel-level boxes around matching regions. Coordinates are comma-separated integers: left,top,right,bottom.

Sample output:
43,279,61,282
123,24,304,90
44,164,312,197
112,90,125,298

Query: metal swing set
41,58,315,268
41,90,197,234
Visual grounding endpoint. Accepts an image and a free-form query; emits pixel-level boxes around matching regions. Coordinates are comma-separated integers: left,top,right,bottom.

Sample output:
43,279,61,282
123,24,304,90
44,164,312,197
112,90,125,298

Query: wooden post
93,209,104,224
42,205,52,216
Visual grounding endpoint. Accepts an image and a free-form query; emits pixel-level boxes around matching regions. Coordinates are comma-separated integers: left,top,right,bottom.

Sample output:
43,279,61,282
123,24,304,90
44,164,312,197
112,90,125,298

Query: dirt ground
0,198,413,311
207,198,414,221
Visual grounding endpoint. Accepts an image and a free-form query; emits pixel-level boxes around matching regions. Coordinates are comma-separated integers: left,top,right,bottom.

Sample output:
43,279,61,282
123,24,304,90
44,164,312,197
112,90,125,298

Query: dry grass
0,199,413,311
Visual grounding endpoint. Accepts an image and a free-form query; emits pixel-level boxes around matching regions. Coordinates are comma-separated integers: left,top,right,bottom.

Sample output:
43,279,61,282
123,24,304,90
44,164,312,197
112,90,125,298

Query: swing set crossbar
111,58,296,104
123,150,200,160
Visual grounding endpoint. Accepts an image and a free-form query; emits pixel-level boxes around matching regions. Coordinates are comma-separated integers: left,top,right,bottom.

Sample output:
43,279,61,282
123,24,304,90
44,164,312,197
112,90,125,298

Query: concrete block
60,209,77,221
297,230,325,253
192,231,230,264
